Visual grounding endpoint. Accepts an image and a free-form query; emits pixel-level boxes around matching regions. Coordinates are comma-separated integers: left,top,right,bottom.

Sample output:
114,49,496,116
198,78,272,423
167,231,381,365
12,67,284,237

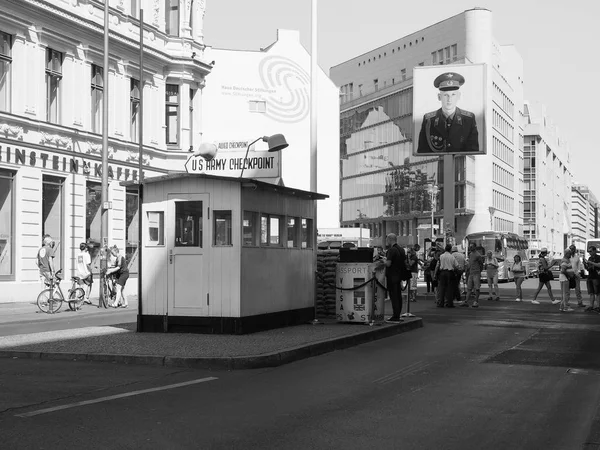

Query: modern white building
523,101,573,255
330,8,526,247
0,0,211,303
571,183,599,251
201,29,340,228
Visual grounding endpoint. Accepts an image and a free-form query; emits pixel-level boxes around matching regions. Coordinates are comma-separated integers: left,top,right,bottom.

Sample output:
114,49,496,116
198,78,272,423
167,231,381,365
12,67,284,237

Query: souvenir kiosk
123,173,327,334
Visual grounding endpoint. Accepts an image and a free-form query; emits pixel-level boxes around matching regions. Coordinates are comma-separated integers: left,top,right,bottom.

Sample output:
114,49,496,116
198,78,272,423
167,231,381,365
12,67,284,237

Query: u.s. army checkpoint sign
184,150,280,178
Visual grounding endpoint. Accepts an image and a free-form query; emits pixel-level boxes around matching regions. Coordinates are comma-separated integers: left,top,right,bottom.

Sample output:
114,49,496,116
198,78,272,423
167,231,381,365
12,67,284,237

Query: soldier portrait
413,65,486,156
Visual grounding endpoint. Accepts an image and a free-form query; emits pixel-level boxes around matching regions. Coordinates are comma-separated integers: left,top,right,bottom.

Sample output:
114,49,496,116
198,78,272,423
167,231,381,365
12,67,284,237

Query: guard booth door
167,193,209,317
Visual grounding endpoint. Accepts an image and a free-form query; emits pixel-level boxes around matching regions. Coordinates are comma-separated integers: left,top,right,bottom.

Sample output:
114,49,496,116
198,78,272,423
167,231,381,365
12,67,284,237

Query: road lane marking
16,377,218,418
374,361,432,385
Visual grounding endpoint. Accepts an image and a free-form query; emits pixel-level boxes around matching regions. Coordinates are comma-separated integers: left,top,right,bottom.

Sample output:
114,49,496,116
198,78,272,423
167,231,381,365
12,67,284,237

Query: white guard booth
123,173,327,334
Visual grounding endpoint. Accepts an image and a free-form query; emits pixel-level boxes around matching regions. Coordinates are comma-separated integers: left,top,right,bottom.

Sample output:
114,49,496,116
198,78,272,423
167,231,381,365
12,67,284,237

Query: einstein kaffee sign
184,143,281,178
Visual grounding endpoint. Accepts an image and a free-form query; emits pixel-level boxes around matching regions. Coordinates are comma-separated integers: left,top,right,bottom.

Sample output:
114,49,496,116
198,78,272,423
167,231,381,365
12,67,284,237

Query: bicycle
100,271,117,308
36,270,87,314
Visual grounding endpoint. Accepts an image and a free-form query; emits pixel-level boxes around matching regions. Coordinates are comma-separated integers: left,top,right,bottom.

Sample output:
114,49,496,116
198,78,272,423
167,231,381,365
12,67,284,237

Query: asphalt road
2,279,600,450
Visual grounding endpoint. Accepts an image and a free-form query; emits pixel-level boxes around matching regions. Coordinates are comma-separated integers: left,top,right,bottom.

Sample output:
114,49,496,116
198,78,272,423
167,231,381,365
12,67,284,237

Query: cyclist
105,245,129,308
76,242,93,304
37,234,56,286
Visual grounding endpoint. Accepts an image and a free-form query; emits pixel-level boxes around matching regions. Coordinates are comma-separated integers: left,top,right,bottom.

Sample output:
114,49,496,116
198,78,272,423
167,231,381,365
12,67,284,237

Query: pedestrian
384,234,406,322
462,245,483,308
532,247,559,305
583,246,600,312
407,246,420,302
36,234,55,284
431,250,441,299
423,250,435,294
569,244,585,307
105,246,129,308
452,245,466,303
484,250,500,301
558,249,575,312
509,254,527,302
436,244,459,308
76,242,93,304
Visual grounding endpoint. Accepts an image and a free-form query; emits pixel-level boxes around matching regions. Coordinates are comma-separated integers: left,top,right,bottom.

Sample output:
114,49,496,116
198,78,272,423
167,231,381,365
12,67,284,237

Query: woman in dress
559,249,575,312
532,248,559,305
510,254,527,302
106,246,129,308
484,250,500,301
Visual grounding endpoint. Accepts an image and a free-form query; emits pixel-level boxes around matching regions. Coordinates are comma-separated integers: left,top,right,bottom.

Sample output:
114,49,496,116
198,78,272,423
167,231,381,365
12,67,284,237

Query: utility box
335,262,385,324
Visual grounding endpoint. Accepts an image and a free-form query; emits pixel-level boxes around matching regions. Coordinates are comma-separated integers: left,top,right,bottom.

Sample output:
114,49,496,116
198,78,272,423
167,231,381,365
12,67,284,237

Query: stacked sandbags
316,250,339,318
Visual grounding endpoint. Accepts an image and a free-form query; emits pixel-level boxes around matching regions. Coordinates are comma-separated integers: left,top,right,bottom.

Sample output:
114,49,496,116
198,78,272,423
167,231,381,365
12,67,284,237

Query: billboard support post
443,155,455,247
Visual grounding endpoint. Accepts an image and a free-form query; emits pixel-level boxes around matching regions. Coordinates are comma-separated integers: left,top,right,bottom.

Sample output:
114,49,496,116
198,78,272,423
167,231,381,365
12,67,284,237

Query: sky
203,0,600,198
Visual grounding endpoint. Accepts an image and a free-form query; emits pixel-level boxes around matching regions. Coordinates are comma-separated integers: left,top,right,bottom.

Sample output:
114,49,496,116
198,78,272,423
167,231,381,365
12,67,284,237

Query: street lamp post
488,206,497,231
427,184,439,253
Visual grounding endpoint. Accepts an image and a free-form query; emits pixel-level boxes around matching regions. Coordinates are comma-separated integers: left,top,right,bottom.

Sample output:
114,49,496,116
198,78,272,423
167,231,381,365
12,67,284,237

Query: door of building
167,193,209,317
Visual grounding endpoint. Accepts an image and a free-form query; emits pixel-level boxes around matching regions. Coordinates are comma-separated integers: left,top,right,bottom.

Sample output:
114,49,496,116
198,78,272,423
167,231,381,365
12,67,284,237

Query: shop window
175,201,202,247
214,210,232,246
165,84,179,146
42,175,64,272
301,218,313,249
243,211,258,246
130,78,140,143
147,211,164,246
0,31,12,112
46,48,62,123
125,187,139,273
0,169,15,280
86,181,102,270
287,217,300,248
165,0,179,36
91,64,104,133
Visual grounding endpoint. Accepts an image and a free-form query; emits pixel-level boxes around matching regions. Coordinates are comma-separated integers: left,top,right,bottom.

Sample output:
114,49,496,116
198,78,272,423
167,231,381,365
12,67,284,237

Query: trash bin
336,261,385,324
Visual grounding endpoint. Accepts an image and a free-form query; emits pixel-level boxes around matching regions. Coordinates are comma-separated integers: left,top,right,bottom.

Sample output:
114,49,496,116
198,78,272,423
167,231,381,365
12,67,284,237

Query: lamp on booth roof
240,134,289,178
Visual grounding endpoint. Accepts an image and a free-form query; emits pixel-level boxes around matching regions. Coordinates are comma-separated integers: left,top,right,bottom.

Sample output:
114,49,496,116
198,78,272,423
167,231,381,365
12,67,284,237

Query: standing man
452,245,466,303
384,233,406,322
462,245,484,308
569,244,585,307
437,244,459,308
76,242,93,304
37,234,55,284
416,72,479,154
584,246,600,312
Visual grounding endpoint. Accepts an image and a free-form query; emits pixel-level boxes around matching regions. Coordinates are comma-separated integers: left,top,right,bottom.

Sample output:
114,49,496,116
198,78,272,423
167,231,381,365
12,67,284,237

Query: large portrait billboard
413,64,487,156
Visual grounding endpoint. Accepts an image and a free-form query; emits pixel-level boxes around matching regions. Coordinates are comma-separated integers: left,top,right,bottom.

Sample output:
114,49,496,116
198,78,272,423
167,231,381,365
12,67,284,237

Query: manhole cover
487,329,600,370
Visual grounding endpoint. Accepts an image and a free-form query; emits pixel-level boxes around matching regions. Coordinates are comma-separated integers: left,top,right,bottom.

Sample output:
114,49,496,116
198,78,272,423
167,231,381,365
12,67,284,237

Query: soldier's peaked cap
434,72,465,91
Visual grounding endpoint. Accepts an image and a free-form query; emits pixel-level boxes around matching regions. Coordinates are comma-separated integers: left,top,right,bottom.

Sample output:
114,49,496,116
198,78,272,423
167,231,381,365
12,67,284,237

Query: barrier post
401,280,415,318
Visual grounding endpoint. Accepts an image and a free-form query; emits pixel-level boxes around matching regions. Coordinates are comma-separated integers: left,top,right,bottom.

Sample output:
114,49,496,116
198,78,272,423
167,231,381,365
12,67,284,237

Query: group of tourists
383,233,600,316
36,235,129,309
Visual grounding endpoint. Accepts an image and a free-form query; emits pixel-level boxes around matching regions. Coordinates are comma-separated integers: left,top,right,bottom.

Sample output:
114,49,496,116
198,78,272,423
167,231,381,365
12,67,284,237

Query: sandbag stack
316,250,339,318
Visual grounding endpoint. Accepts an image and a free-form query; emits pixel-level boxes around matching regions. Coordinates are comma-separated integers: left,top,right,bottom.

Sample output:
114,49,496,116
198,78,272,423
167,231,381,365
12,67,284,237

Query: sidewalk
0,297,424,370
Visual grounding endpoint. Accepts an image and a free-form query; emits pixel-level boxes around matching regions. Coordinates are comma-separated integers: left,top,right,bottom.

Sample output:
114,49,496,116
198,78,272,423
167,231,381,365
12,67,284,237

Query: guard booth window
214,210,232,246
175,201,202,247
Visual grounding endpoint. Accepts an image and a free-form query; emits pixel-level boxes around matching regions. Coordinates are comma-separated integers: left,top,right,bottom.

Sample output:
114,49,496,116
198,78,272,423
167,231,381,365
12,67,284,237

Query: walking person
384,234,406,322
452,246,466,303
569,245,585,307
558,249,575,312
462,245,483,308
509,254,527,302
583,246,600,312
407,246,420,302
484,250,500,301
532,248,560,305
436,244,459,308
76,242,93,304
105,246,129,308
423,250,435,295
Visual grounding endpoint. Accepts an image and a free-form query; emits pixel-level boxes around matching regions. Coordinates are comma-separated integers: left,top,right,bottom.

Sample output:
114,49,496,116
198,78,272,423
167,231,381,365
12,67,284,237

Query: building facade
201,29,340,228
0,0,212,302
571,183,599,251
330,8,525,247
522,101,573,256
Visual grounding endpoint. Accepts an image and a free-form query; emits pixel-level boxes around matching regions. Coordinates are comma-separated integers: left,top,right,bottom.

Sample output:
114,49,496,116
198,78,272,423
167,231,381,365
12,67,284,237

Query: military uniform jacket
417,107,479,153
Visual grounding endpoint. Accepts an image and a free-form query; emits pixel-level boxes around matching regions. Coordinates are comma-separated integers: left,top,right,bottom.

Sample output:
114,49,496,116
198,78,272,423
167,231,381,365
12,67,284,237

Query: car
548,259,561,280
528,258,539,278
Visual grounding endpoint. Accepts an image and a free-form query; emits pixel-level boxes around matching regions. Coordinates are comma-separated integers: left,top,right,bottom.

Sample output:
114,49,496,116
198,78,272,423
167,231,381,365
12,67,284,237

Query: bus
464,231,529,282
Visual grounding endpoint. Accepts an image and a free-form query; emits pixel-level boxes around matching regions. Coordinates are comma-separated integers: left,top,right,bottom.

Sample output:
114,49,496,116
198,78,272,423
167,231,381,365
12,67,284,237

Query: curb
0,318,423,370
